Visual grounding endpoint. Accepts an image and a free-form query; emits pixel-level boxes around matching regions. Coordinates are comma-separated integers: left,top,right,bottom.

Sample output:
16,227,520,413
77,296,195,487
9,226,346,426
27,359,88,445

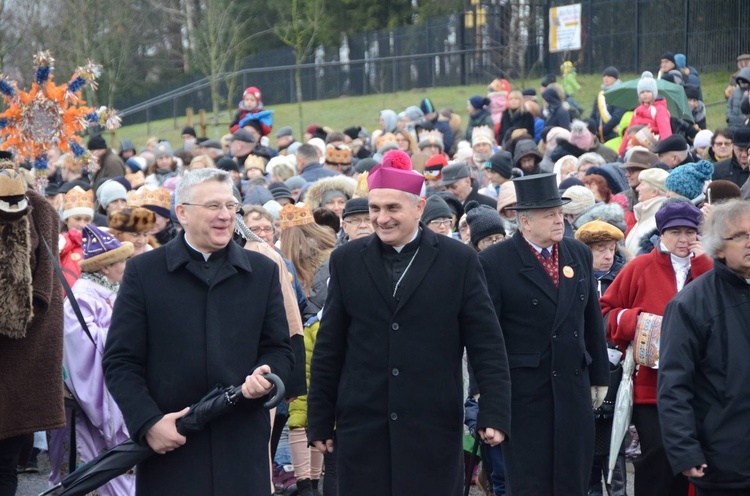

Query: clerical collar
183,234,228,262
389,228,421,254
523,236,554,254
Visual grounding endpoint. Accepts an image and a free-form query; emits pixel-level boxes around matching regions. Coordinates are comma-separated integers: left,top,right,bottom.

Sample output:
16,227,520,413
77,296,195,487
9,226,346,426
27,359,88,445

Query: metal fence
118,0,750,127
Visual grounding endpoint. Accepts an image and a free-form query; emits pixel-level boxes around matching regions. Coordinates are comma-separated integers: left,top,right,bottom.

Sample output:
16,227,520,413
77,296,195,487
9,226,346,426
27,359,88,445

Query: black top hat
506,173,572,211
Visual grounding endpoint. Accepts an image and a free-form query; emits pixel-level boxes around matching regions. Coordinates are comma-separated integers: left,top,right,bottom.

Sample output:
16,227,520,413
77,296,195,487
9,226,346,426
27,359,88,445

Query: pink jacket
619,98,672,156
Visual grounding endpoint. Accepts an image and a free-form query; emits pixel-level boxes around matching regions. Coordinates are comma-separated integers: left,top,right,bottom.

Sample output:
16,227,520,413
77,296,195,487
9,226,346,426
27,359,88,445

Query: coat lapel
394,227,439,314
361,235,397,313
512,234,558,304
551,240,580,331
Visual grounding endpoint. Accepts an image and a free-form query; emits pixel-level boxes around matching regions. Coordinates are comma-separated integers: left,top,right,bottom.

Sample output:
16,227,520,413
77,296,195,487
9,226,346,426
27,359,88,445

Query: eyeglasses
723,232,750,243
182,202,241,212
477,234,505,249
343,217,370,226
249,226,274,234
713,141,732,147
428,219,453,227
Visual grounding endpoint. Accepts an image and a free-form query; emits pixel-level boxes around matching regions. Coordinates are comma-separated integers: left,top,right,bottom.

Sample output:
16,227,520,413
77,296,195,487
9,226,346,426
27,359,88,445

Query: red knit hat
243,86,262,103
367,150,424,195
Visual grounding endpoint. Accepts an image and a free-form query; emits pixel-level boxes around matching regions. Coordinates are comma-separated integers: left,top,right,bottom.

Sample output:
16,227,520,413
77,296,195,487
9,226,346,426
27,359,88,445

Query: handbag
634,312,662,368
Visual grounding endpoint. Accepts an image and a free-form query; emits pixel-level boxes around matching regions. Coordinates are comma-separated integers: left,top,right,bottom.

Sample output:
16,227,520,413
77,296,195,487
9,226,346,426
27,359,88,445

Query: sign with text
549,3,582,52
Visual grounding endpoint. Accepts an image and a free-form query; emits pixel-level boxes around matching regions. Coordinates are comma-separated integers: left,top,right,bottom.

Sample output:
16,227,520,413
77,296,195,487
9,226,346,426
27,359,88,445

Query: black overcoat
479,234,609,496
103,234,294,496
307,226,511,496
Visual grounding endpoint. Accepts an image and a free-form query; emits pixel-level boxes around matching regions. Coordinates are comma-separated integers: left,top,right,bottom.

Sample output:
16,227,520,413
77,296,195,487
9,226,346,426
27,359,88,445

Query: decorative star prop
0,50,121,193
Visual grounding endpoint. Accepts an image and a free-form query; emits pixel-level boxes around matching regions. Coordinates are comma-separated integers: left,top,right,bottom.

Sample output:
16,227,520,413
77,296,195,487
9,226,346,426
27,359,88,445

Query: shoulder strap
40,234,99,351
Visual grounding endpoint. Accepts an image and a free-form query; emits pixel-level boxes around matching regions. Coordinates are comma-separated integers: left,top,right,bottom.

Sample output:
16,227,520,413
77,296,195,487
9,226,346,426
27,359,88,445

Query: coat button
390,412,398,420
391,323,399,331
575,369,580,376
552,370,558,377
532,299,538,305
573,331,579,337
392,368,400,376
580,294,585,300
552,333,557,339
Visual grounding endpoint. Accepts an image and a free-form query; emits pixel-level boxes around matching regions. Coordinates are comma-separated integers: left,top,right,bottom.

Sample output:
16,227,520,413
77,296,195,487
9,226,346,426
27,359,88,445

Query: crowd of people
1,51,750,496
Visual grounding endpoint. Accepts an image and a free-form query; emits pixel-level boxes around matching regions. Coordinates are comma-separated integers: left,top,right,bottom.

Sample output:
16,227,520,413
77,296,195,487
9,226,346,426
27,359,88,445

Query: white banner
549,3,582,53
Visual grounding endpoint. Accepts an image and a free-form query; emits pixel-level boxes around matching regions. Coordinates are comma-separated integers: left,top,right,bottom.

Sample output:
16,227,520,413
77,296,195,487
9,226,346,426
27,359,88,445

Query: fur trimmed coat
302,175,357,210
0,190,65,439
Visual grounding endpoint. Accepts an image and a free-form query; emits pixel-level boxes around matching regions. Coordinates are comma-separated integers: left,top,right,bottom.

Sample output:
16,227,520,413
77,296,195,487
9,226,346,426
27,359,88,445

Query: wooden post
186,107,194,127
199,109,207,137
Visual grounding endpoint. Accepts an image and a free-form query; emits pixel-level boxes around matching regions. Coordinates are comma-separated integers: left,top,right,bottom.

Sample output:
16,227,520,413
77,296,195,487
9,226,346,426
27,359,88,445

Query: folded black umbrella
41,373,285,496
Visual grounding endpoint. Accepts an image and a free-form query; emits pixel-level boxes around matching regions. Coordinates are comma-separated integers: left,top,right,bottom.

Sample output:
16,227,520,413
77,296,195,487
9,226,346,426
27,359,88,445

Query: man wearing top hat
308,150,511,496
478,173,609,496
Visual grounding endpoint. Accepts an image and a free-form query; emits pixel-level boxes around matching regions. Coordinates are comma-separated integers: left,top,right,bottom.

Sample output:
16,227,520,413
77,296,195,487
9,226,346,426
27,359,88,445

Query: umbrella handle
261,373,285,409
227,373,286,409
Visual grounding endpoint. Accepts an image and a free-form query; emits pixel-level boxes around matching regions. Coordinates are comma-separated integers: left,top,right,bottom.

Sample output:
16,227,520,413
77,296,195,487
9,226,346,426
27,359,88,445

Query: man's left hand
242,364,273,399
592,386,608,409
479,427,505,447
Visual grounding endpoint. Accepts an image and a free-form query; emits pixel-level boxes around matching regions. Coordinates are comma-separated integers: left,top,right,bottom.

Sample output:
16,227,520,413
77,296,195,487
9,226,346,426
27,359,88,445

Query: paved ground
18,451,636,495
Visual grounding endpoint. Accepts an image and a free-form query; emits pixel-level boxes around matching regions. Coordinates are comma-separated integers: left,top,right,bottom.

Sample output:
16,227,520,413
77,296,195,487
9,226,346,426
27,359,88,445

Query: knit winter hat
568,120,594,150
403,106,424,123
420,98,436,115
154,141,174,159
421,195,453,224
79,224,134,273
119,139,136,153
355,157,378,174
585,166,625,195
693,130,713,148
602,66,619,79
637,71,658,97
561,185,595,215
181,126,197,138
485,151,513,179
660,52,676,66
285,176,307,191
465,200,505,247
243,86,262,103
638,168,669,194
96,180,128,209
468,96,489,110
87,134,107,151
269,182,296,204
665,160,714,200
243,185,274,206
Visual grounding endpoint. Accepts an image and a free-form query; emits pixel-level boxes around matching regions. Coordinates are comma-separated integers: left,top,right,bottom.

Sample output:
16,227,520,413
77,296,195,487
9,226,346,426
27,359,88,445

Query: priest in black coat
307,150,511,496
103,169,294,496
478,173,610,496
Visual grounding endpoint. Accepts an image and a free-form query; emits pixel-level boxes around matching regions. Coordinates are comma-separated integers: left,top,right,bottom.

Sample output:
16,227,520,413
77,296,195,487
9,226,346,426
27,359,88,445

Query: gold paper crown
279,202,315,228
126,189,143,207
471,125,495,146
417,130,444,147
141,187,171,210
63,186,94,212
244,154,267,171
354,171,369,198
325,145,352,165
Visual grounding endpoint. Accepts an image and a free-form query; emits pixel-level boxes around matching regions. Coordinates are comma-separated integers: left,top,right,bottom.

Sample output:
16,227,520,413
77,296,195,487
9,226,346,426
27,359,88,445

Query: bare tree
273,0,327,135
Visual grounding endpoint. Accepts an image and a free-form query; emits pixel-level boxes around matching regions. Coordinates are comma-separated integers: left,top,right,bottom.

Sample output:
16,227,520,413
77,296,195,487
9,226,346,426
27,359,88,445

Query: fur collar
0,216,33,338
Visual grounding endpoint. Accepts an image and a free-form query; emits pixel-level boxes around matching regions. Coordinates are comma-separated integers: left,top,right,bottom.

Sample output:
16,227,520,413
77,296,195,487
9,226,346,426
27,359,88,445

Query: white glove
592,386,608,409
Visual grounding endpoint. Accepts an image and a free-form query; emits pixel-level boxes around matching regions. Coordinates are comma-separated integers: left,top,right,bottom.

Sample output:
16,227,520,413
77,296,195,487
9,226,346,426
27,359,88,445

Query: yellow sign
549,3,582,53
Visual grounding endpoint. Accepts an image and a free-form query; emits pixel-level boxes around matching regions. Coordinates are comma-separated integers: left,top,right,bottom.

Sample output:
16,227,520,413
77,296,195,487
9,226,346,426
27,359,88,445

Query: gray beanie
321,189,349,206
403,105,424,123
243,185,273,206
421,195,453,224
285,175,307,191
465,201,505,247
96,180,128,209
561,185,595,216
636,71,658,97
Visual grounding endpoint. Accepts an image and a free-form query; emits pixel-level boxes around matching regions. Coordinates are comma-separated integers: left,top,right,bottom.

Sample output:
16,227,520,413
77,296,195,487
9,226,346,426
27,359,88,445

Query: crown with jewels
279,202,314,229
63,186,94,211
471,125,495,146
141,187,171,210
325,145,352,166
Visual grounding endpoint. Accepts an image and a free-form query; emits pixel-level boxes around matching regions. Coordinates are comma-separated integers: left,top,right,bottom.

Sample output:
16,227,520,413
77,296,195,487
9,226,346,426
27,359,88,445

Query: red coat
618,98,672,156
59,230,83,289
599,248,712,404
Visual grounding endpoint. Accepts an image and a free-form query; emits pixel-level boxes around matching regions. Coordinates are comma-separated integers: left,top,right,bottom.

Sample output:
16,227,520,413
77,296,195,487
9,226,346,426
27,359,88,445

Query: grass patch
113,72,733,149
